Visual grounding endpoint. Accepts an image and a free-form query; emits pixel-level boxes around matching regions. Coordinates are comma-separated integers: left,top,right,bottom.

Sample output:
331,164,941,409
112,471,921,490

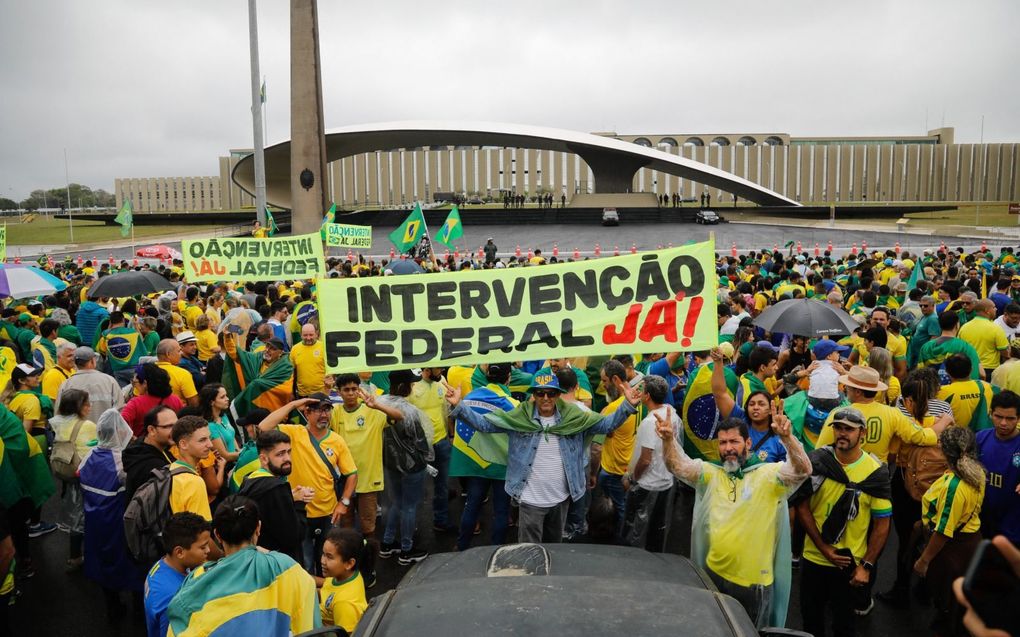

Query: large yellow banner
319,240,718,372
182,233,326,282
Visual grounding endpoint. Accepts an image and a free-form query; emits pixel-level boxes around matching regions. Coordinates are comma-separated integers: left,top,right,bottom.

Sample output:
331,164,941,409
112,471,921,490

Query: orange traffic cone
851,243,858,255
389,247,395,260
515,245,521,257
797,240,802,253
595,243,602,257
827,240,833,252
552,243,559,258
573,247,580,260
862,240,868,253
630,243,637,255
731,243,737,258
814,243,820,257
613,245,620,256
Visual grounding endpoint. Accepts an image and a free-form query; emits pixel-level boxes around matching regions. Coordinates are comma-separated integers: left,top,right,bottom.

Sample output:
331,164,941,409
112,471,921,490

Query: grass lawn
3,216,230,245
725,202,1018,232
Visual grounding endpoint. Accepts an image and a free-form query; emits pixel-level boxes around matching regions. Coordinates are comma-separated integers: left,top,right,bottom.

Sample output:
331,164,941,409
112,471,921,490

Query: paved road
16,220,1017,263
14,477,927,636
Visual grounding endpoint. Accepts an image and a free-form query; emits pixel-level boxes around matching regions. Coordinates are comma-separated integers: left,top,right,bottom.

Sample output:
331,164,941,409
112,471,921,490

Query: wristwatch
861,560,875,572
341,497,351,506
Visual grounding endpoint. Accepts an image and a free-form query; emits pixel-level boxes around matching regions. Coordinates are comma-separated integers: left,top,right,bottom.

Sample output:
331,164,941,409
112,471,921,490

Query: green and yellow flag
114,199,133,238
389,203,426,254
265,208,279,237
436,205,464,249
319,203,336,241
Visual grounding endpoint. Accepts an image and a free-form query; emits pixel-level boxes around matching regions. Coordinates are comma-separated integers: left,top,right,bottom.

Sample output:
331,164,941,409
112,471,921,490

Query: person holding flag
435,205,464,251
389,203,426,255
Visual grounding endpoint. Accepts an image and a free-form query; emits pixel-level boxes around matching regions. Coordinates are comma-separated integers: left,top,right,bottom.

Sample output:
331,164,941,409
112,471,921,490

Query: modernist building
117,125,1020,211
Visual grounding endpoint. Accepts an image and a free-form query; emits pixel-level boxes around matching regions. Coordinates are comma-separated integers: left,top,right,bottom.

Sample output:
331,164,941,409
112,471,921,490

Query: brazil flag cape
783,391,848,452
229,441,261,493
167,545,319,636
222,337,295,420
100,326,143,372
481,398,608,435
450,384,516,480
0,405,54,507
681,363,738,462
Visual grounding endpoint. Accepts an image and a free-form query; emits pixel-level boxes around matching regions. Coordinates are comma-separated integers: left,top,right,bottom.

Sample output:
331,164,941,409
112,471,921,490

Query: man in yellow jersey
409,367,456,531
796,407,892,637
657,404,812,628
958,299,1009,380
595,359,638,539
849,307,907,379
937,354,997,431
168,416,216,527
289,323,325,398
815,366,946,464
155,339,199,406
258,394,357,577
40,342,75,400
329,373,386,538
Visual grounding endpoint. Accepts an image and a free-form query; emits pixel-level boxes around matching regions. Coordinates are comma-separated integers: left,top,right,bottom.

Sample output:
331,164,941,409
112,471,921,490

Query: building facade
118,126,1020,211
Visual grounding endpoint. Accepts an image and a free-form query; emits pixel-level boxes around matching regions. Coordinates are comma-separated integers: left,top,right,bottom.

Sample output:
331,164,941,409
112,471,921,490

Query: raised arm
586,377,641,435
443,380,500,433
709,349,735,419
258,398,316,433
654,406,702,484
771,399,812,485
358,387,403,421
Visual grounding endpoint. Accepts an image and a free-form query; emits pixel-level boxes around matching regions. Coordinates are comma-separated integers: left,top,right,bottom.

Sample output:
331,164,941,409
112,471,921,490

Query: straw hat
839,365,888,392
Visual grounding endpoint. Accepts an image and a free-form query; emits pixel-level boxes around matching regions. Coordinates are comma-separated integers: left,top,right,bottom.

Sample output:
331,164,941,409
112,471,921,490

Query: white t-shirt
808,359,841,400
519,414,569,507
994,316,1020,341
632,406,679,491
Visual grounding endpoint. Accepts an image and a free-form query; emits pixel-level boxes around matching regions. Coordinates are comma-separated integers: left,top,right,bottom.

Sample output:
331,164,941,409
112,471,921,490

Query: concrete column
759,145,771,191
839,146,852,201
289,0,329,234
772,146,785,196
864,146,879,201
919,146,933,201
515,148,526,194
527,149,538,195
1010,145,1020,200
453,149,465,193
972,145,987,201
566,153,577,195
931,145,946,201
852,146,865,201
785,147,798,199
212,175,222,210
905,145,919,201
877,146,893,201
439,148,451,192
985,144,1001,200
945,145,960,200
958,145,973,201
748,145,761,186
329,160,342,205
825,145,838,202
379,152,391,205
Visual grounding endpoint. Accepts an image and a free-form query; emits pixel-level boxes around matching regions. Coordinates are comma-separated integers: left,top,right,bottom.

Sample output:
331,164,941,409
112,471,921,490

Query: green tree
0,198,18,211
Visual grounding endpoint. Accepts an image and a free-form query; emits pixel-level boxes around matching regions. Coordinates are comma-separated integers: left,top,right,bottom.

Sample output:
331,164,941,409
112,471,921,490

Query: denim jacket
451,400,637,503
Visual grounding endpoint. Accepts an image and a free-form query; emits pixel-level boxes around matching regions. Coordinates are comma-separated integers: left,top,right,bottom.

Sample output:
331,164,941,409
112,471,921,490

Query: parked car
322,543,809,637
696,209,720,224
602,208,619,226
465,196,484,204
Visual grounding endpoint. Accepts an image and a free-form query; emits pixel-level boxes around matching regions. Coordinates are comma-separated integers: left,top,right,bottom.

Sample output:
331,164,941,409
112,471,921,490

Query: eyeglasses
532,390,560,398
727,477,737,503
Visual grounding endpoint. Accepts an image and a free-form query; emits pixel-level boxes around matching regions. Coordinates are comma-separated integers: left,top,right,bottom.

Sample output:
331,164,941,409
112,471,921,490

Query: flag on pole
389,203,426,254
906,258,925,293
320,203,336,241
114,199,133,238
260,79,266,104
436,205,464,249
265,208,278,237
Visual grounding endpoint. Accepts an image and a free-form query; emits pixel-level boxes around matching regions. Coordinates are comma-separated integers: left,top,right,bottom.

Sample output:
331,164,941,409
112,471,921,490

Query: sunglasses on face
532,390,560,398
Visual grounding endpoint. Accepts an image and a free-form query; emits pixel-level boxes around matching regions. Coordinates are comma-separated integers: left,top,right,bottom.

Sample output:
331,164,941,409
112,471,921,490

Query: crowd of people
0,239,1017,637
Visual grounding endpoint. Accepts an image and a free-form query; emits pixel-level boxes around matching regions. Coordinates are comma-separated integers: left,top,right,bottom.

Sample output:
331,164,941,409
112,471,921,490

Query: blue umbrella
388,259,424,275
0,265,67,298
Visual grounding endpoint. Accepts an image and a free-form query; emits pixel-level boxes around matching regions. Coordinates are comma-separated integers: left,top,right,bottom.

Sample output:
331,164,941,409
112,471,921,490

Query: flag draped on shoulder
222,336,294,420
0,406,53,507
436,205,464,249
450,385,516,480
166,545,319,637
115,199,133,238
319,203,336,241
389,203,426,254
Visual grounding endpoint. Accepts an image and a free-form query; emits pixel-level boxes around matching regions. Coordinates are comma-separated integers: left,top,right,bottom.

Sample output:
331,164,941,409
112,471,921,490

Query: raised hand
771,399,792,438
357,387,378,408
441,379,462,407
615,376,642,407
654,406,675,441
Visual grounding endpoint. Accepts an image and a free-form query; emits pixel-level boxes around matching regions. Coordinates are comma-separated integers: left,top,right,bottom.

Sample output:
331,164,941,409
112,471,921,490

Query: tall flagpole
247,0,267,226
420,202,440,268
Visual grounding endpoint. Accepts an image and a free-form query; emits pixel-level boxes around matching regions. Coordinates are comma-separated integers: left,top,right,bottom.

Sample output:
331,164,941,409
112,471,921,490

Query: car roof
355,544,758,637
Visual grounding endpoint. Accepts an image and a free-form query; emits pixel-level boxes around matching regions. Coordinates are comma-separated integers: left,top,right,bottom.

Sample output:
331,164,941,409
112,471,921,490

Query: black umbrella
87,270,174,298
752,298,859,337
388,259,424,275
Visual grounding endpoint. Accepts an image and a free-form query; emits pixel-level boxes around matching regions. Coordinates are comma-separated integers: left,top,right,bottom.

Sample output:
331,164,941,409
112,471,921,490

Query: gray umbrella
87,270,174,298
752,298,859,337
388,259,424,275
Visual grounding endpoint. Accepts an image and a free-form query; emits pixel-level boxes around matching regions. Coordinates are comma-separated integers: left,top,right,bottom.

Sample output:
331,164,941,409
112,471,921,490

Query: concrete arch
658,137,679,148
632,137,653,147
684,137,705,147
737,136,757,146
710,136,732,147
764,136,784,146
232,121,799,208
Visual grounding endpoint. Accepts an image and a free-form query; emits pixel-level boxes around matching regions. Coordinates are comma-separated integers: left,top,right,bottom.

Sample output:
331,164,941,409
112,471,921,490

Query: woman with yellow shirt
867,347,901,406
50,388,97,571
914,427,985,636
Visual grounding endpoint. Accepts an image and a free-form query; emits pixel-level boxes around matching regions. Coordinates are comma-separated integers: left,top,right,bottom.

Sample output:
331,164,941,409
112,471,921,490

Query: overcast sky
2,0,1017,200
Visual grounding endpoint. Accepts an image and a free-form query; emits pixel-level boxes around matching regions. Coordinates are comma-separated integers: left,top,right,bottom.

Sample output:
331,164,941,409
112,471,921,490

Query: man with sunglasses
907,295,941,368
795,407,892,637
444,372,642,544
655,402,811,628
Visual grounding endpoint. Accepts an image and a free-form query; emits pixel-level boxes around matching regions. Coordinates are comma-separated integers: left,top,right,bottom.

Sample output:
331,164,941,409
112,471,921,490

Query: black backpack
123,465,191,565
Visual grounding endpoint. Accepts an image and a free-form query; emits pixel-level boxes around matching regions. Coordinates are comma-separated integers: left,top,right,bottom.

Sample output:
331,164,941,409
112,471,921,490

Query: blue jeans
597,470,627,539
382,466,426,551
302,515,332,576
431,438,452,526
564,489,590,539
456,477,510,551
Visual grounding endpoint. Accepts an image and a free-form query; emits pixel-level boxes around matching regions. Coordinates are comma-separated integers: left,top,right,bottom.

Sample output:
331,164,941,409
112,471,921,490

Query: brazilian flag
288,299,318,344
167,545,319,636
436,205,464,249
0,405,54,508
389,203,426,254
681,363,738,462
450,386,516,480
265,208,279,237
222,335,295,420
229,441,261,493
319,203,336,242
98,326,142,372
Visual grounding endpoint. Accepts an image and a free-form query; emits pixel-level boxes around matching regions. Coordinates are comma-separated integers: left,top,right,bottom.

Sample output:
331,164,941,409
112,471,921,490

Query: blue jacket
76,301,109,347
451,400,636,503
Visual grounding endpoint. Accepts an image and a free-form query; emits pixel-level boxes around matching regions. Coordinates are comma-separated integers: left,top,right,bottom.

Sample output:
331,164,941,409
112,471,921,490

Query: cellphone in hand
963,539,1020,635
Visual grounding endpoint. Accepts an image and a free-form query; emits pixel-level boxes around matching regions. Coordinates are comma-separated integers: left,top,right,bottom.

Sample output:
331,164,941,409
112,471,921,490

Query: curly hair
939,426,985,489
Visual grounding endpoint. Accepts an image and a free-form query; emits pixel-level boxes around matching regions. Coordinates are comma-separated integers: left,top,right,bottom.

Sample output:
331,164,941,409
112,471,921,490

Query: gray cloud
1,0,1017,200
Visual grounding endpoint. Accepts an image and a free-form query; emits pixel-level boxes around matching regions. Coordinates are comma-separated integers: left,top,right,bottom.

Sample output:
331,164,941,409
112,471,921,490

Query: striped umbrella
0,265,67,298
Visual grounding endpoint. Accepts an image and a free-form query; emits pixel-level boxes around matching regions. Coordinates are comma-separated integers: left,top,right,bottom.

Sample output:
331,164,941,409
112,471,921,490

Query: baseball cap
73,346,98,364
388,368,422,386
305,392,333,410
812,339,848,360
176,330,197,344
528,372,562,394
11,363,41,383
486,362,513,381
831,407,867,429
264,338,286,351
